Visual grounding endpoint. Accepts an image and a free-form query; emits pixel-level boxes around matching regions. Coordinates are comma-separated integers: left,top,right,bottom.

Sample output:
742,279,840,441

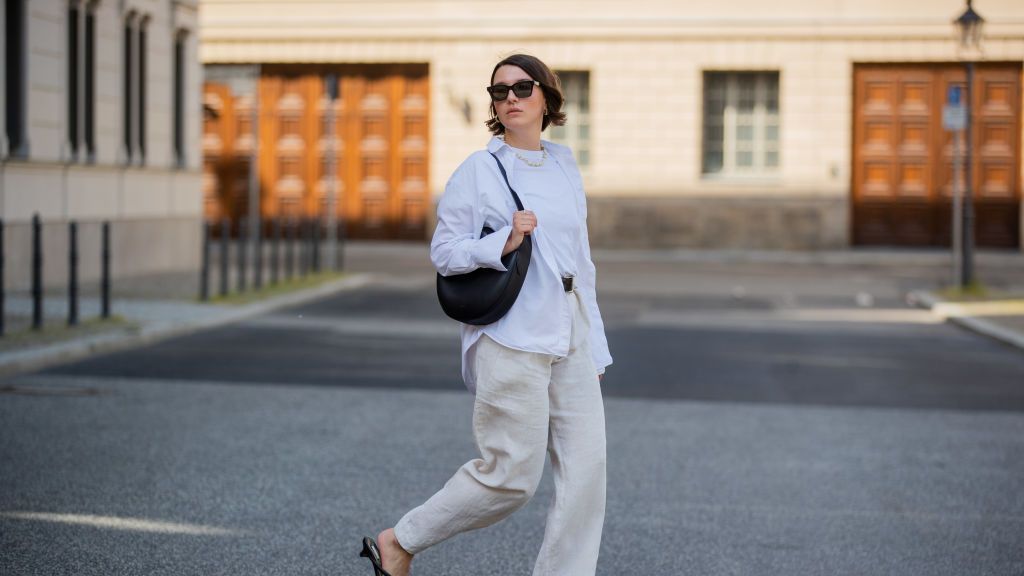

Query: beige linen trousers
393,288,608,576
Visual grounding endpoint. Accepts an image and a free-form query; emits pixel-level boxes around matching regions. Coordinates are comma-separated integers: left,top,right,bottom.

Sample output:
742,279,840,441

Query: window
68,2,80,156
5,0,27,157
173,31,186,167
84,4,95,157
123,15,134,161
702,71,779,175
549,71,590,167
137,19,147,162
67,1,96,160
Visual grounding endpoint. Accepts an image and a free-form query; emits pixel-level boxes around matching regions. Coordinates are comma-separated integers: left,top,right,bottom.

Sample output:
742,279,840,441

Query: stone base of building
3,216,202,293
586,195,849,251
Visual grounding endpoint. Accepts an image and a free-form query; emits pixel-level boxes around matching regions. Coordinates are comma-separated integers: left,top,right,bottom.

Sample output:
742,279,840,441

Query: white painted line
0,511,244,536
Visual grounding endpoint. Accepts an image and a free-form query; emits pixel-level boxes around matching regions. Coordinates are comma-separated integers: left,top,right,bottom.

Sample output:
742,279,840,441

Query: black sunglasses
486,80,541,102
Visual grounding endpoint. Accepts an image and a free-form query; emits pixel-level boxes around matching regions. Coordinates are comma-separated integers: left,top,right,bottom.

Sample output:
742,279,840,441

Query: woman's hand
502,210,537,256
598,374,604,382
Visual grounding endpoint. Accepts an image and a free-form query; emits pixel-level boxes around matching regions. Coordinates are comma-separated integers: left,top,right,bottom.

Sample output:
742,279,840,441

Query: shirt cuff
470,224,512,272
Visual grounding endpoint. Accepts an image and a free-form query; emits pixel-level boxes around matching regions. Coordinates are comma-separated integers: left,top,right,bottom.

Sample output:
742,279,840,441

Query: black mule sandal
359,536,393,576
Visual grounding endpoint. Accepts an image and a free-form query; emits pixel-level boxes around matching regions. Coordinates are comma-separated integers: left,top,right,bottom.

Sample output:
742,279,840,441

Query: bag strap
489,152,526,212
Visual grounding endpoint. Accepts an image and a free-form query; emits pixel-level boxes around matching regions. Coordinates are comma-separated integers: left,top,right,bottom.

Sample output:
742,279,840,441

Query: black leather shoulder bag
436,152,532,325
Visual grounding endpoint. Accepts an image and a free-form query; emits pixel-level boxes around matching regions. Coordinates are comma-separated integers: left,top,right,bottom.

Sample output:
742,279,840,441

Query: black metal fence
0,213,112,337
199,217,345,302
0,214,340,337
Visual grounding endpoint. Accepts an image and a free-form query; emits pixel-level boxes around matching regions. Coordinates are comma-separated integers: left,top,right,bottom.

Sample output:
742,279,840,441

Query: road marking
0,511,244,536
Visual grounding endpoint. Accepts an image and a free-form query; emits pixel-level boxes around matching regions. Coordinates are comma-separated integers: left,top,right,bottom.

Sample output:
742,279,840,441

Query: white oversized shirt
431,136,613,393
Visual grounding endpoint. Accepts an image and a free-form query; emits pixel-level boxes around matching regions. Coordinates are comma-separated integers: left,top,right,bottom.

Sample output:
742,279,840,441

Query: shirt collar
487,135,557,156
486,135,505,154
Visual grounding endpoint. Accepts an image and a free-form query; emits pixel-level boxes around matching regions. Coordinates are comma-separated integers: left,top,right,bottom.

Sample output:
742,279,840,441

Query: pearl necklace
514,146,547,167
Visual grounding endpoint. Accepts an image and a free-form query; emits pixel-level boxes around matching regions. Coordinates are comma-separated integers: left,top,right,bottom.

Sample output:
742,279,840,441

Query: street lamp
955,0,984,51
954,0,984,288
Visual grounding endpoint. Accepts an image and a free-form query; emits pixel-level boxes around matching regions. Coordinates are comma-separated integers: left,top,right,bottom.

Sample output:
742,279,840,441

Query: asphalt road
2,247,1023,575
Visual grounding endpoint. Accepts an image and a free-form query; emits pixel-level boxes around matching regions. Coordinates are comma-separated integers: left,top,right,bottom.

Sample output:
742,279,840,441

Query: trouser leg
393,334,552,555
533,293,607,576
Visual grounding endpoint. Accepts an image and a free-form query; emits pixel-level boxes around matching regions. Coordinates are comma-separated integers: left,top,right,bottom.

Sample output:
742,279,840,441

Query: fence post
238,216,248,292
271,217,281,285
0,219,5,337
68,221,78,326
303,218,312,277
32,214,43,330
298,218,307,278
296,218,304,277
220,217,230,297
199,220,210,301
336,221,345,272
312,217,321,274
101,221,111,319
286,218,296,281
254,217,263,290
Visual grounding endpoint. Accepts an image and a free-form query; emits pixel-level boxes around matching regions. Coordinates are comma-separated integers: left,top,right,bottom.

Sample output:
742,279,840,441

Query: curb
908,290,1024,353
0,273,374,379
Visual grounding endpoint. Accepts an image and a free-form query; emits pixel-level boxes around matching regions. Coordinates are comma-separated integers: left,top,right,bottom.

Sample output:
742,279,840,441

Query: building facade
1,0,203,291
199,0,1024,251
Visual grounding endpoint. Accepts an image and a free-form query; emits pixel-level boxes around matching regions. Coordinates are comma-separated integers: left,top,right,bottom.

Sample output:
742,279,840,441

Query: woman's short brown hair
485,54,567,136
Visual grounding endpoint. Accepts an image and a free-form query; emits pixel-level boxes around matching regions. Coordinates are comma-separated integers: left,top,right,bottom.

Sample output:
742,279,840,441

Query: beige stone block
122,171,172,218
67,168,120,219
587,194,848,250
2,165,65,220
170,171,205,217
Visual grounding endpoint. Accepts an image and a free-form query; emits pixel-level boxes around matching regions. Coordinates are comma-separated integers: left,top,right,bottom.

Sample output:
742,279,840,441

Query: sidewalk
2,242,1021,378
0,272,372,378
909,291,1024,352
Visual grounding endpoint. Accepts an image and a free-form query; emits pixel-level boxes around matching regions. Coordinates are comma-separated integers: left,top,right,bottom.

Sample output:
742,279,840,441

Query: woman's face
491,65,546,133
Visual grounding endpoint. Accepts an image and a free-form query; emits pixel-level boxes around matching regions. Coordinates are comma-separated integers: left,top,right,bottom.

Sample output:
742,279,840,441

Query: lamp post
324,73,339,272
954,0,984,288
248,64,262,288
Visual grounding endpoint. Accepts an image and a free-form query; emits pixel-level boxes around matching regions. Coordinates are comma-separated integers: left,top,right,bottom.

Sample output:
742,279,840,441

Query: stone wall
587,196,848,250
3,216,202,293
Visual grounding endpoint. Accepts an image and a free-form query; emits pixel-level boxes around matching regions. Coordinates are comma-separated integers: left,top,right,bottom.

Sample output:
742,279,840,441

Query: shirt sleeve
431,159,511,277
575,184,613,376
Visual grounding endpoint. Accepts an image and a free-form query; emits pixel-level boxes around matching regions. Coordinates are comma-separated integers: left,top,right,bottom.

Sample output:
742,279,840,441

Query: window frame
68,1,80,157
137,17,147,163
5,0,29,158
549,69,591,170
122,14,133,163
84,2,95,159
173,30,187,168
701,70,781,178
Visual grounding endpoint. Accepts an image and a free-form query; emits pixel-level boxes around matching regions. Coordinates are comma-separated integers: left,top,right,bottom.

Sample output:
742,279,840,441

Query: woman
361,54,613,576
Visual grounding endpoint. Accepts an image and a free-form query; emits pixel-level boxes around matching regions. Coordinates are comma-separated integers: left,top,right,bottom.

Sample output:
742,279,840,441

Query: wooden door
261,64,430,240
203,64,430,240
852,63,1021,247
202,82,253,225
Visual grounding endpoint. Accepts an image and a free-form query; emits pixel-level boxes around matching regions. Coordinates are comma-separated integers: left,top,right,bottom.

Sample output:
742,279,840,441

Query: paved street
2,243,1024,575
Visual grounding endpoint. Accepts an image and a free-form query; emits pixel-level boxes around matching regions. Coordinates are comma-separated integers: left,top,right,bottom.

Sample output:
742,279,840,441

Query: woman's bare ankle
376,528,413,575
